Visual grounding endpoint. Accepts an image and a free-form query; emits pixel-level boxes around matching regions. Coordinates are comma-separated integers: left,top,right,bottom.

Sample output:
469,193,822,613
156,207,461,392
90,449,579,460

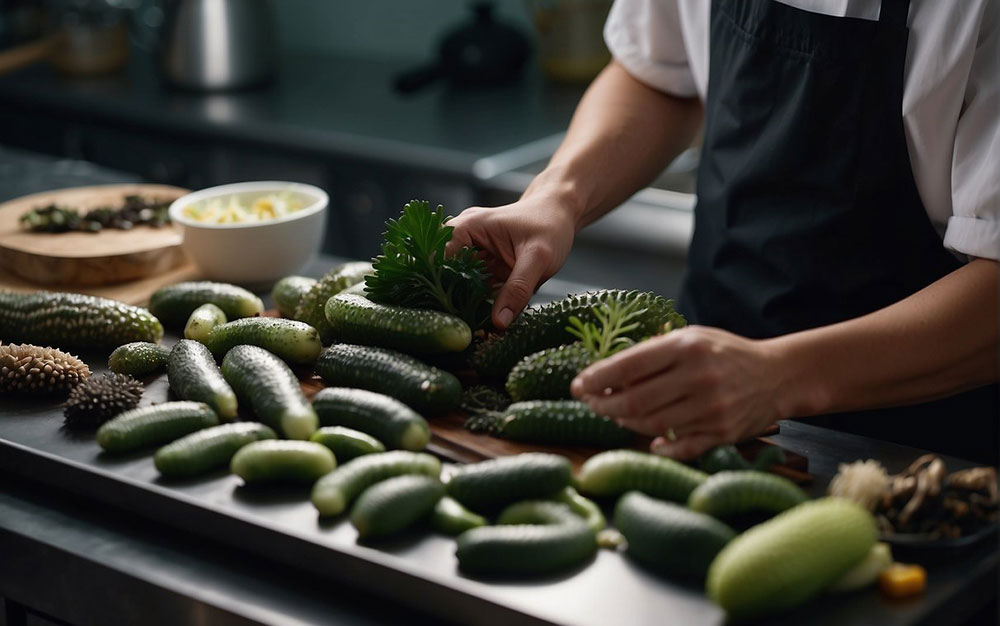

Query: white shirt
605,0,1000,261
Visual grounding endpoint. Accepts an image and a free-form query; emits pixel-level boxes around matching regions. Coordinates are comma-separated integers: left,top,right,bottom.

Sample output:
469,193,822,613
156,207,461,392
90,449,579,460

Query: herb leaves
364,200,493,329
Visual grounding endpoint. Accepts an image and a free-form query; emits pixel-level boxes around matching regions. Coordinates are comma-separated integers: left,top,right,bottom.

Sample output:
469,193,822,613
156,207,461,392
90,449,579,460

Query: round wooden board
0,184,190,286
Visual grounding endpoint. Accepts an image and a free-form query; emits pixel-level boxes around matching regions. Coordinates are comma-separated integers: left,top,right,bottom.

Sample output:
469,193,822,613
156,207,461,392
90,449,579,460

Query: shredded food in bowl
182,191,310,224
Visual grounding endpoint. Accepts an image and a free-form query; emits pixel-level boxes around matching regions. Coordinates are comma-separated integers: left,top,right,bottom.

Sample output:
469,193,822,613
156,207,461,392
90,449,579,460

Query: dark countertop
0,52,583,178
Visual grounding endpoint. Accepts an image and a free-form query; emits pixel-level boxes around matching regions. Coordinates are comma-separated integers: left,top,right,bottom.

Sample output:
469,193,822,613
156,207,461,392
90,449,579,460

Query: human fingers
649,433,719,461
444,207,492,257
571,334,682,397
578,369,684,421
491,243,553,328
611,394,708,438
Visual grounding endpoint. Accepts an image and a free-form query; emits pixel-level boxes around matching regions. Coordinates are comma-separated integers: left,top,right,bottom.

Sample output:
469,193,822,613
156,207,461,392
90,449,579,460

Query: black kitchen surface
1,325,996,626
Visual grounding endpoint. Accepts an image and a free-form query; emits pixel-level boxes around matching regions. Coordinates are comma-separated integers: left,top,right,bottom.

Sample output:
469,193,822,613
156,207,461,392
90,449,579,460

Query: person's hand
570,326,790,459
446,196,577,329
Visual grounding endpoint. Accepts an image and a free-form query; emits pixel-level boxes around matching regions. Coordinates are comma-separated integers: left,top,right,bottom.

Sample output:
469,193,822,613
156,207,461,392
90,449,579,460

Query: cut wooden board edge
0,261,200,306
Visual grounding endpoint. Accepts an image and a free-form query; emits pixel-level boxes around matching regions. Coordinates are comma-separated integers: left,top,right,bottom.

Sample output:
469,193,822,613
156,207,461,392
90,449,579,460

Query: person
447,0,1000,464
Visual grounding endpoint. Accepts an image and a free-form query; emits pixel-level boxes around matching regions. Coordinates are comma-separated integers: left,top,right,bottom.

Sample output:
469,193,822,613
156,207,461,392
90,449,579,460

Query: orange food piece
878,564,927,599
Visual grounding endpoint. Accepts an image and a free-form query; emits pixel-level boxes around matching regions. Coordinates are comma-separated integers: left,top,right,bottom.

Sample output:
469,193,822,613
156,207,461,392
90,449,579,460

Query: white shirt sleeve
603,0,698,97
943,0,1000,261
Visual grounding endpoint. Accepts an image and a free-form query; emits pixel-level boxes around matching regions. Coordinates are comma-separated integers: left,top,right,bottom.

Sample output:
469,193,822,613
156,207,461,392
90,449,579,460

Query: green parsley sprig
364,200,493,329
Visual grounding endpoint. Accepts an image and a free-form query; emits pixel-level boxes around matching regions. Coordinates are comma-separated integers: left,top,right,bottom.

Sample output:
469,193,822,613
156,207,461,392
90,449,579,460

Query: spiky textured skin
271,275,316,318
0,343,91,395
494,400,634,447
293,261,371,342
471,290,685,379
63,372,144,427
314,344,461,414
324,293,471,355
505,342,594,402
0,290,163,349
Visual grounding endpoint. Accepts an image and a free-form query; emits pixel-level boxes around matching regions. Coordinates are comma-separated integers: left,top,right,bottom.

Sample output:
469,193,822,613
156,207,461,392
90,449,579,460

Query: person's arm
572,258,999,459
527,60,703,230
447,61,702,328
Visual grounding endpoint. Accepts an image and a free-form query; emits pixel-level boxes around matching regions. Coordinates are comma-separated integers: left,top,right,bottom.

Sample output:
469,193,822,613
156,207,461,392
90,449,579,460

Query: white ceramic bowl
169,181,328,287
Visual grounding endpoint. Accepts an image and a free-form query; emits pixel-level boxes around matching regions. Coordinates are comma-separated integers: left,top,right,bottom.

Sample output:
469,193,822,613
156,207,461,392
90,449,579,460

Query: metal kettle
158,0,276,91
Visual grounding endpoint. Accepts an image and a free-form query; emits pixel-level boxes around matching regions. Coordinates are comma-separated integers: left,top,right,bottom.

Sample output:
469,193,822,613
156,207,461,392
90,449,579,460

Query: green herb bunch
566,299,651,360
365,200,493,329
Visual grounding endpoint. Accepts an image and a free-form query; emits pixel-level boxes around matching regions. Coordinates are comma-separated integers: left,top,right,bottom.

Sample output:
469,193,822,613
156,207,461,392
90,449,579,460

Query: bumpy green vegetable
293,261,371,342
312,450,441,516
220,345,318,439
314,344,461,414
698,445,787,474
108,342,170,377
154,422,276,478
431,496,487,535
183,303,227,343
350,474,445,539
271,275,316,318
324,293,471,355
455,501,597,576
310,426,386,462
0,290,163,349
446,453,572,513
615,491,735,580
312,387,430,451
707,498,877,619
149,281,263,327
474,400,633,447
471,290,684,379
205,317,322,364
96,401,219,453
552,486,606,533
505,343,593,402
575,449,707,502
687,471,808,520
168,339,238,420
230,440,336,484
698,445,752,474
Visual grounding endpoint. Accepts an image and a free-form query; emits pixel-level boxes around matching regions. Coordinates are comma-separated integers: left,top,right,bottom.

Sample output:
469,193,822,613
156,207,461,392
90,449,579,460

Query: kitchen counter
2,404,997,626
0,51,583,179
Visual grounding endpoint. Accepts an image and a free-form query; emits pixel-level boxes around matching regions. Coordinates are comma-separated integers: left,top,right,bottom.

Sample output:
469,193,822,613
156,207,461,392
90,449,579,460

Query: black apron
678,0,999,464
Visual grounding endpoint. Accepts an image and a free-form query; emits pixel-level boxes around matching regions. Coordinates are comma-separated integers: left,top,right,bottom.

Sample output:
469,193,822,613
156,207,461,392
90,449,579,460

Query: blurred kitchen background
0,0,697,299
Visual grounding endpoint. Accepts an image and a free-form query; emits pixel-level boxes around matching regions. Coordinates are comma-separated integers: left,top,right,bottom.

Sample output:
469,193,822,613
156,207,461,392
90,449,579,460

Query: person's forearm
771,258,999,417
523,61,703,230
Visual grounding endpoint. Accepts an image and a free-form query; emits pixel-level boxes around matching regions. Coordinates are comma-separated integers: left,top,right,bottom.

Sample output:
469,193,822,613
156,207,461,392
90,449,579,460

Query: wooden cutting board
0,184,191,287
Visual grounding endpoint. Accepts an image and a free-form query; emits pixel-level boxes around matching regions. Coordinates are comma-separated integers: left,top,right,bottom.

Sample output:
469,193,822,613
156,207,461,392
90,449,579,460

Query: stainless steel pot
159,0,276,91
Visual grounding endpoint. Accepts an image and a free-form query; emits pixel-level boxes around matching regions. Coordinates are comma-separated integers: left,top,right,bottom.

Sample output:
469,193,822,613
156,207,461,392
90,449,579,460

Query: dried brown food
0,343,91,395
63,373,144,427
879,454,998,538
